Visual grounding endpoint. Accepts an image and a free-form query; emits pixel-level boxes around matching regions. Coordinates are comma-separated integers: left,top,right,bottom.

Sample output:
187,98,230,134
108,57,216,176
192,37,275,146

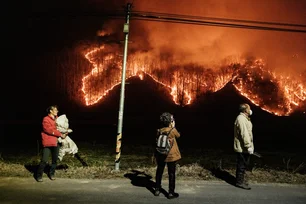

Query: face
245,105,252,116
49,107,59,117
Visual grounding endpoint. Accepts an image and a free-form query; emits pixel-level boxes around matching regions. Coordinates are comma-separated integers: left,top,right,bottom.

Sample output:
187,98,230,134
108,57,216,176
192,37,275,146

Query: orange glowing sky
76,0,306,116
131,0,306,69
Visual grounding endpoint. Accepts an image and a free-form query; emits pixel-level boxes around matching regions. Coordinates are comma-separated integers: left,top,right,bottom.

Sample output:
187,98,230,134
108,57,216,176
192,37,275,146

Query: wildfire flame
81,45,306,116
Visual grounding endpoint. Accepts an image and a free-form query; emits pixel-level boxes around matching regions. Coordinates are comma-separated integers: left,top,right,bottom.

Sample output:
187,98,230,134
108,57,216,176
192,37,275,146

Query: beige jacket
157,127,181,162
234,113,254,153
56,114,78,161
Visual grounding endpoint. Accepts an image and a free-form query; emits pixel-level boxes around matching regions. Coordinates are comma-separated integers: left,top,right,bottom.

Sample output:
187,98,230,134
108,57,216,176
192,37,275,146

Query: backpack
156,128,174,155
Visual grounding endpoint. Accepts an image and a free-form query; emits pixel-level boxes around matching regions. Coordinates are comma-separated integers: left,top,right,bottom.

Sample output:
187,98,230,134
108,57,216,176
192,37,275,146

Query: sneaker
236,183,251,190
168,192,179,199
36,177,43,182
154,188,161,196
49,175,56,181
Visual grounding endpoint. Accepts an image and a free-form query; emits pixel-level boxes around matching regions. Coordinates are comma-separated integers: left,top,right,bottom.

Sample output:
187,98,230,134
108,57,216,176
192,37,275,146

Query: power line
28,10,306,33
28,10,125,18
131,11,306,33
131,16,306,33
132,10,306,28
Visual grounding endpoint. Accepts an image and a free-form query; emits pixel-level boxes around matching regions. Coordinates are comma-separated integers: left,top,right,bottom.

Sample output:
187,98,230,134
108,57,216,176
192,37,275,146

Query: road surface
0,177,305,203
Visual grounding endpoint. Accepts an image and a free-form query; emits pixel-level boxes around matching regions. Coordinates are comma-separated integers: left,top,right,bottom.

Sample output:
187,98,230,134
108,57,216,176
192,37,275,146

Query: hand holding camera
170,120,175,128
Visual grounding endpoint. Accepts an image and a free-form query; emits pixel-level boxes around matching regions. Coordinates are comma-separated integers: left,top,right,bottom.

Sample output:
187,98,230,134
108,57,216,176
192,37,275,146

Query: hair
46,105,58,114
160,112,174,127
239,103,249,112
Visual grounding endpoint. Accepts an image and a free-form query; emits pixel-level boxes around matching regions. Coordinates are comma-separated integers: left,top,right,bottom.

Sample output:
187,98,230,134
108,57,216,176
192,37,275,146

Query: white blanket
56,114,78,161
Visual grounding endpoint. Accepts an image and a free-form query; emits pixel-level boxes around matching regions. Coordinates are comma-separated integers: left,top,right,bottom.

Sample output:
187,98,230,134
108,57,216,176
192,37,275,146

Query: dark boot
168,192,179,199
236,172,251,190
236,183,251,190
49,164,56,181
154,188,161,196
168,164,176,197
167,161,179,199
36,162,46,182
168,172,179,199
48,173,56,180
36,177,43,182
155,161,165,196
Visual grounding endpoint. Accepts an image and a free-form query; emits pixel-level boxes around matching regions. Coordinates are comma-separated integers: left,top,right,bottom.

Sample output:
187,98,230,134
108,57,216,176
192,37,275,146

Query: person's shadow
210,167,237,187
24,163,69,180
124,170,167,197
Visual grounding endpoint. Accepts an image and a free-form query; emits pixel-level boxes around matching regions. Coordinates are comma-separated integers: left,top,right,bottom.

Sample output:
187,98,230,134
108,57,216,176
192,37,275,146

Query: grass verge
0,143,305,184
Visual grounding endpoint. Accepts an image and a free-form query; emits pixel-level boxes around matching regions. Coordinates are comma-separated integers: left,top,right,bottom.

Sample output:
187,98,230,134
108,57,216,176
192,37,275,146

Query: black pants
37,146,59,178
155,154,177,193
236,153,250,184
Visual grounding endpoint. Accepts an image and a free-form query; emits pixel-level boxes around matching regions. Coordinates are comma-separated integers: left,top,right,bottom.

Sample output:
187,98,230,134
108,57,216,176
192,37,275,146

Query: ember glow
75,0,306,116
232,59,306,116
81,45,306,116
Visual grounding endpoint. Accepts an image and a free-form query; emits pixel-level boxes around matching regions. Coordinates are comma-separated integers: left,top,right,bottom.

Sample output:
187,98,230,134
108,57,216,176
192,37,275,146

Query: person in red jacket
36,105,67,182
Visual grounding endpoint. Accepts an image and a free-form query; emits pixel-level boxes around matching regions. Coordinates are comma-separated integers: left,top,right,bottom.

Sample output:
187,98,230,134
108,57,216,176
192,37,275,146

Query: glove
247,147,254,154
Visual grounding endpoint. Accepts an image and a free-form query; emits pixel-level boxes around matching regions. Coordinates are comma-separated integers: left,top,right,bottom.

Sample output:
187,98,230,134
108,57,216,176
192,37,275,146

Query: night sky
2,0,306,150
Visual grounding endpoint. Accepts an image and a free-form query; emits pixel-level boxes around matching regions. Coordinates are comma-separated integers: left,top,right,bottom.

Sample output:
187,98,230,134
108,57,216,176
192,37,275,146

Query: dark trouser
236,153,250,185
37,146,59,178
155,154,177,193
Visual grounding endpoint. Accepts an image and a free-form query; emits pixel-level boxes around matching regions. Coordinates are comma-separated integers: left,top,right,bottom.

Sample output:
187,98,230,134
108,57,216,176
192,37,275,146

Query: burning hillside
81,45,306,116
73,0,306,116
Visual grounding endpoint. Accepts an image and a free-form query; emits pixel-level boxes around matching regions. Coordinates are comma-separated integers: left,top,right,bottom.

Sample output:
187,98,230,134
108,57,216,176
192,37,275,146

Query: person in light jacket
56,114,77,161
154,112,181,199
55,114,88,166
36,105,67,182
234,103,254,190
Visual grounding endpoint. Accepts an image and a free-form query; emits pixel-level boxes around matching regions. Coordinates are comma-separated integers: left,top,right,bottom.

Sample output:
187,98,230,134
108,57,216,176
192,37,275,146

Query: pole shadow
124,170,167,197
74,153,89,167
210,167,237,187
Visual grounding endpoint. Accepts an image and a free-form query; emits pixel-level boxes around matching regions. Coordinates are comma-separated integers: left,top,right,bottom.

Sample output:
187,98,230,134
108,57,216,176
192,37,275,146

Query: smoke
124,0,306,73
29,0,306,74
62,1,306,114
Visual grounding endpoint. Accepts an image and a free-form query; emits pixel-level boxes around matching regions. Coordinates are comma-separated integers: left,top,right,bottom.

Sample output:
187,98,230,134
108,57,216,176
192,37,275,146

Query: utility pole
115,3,132,171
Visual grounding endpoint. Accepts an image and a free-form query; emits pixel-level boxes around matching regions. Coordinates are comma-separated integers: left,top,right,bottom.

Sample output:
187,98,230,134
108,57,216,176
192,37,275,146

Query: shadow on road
24,163,69,180
24,164,39,180
124,170,167,197
210,167,237,187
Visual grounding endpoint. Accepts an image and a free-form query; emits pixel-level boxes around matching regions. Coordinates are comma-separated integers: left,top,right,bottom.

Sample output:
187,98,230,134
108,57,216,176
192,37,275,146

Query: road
0,177,305,203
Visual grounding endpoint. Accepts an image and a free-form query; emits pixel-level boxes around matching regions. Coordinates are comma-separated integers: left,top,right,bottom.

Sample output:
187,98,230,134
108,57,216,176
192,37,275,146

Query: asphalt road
0,177,305,204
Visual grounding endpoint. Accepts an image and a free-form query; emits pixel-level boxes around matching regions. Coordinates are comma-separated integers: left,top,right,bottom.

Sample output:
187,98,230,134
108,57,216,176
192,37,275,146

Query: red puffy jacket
41,115,62,147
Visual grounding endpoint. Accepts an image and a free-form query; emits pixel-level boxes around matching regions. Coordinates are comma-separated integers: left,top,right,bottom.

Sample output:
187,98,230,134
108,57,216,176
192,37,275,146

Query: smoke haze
125,0,306,73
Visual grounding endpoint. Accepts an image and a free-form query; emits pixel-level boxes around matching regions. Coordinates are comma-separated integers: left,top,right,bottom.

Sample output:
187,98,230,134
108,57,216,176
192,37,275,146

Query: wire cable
132,10,306,28
28,9,306,33
131,14,306,33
